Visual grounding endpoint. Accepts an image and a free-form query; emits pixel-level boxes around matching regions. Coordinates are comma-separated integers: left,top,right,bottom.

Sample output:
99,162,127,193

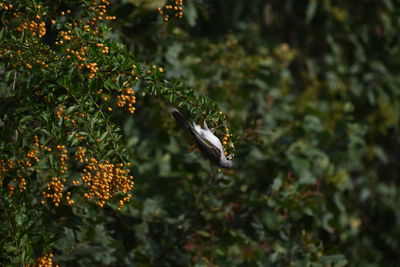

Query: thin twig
87,92,125,162
12,71,17,91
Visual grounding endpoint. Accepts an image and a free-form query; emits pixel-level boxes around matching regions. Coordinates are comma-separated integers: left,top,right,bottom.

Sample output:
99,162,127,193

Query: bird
169,107,234,168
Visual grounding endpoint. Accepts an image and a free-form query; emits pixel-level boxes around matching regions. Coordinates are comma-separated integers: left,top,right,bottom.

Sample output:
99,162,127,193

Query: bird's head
219,155,234,168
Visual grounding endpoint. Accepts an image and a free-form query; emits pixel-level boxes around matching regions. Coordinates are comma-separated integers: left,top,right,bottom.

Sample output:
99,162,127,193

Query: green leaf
271,177,282,191
196,230,211,238
305,1,318,24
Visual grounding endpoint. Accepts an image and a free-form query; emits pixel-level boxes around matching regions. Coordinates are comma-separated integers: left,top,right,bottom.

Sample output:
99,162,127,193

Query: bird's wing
191,130,222,163
169,107,191,130
200,129,224,152
194,123,224,153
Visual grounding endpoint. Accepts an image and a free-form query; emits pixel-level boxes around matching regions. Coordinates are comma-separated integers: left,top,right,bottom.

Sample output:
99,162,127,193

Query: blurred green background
103,0,399,265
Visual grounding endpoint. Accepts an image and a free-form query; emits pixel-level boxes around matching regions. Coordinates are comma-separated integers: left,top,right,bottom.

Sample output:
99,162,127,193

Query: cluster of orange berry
65,45,103,79
222,126,234,157
56,106,64,120
0,3,51,70
33,58,49,68
74,146,88,164
65,47,99,79
11,10,22,18
55,19,76,46
0,160,30,196
87,0,115,25
59,28,74,41
41,177,65,207
27,137,41,162
0,159,16,195
38,146,133,208
27,149,40,162
117,88,136,114
157,0,183,22
0,136,42,194
73,133,87,142
0,48,9,59
0,2,12,11
86,62,99,79
215,112,234,154
60,9,71,16
0,159,12,183
16,173,27,194
56,145,69,174
81,158,134,209
66,46,86,60
34,136,52,157
17,19,46,38
10,4,46,39
0,135,50,196
96,89,118,111
29,253,58,267
144,65,164,77
65,191,74,205
96,43,110,54
56,106,77,124
39,143,73,206
222,127,230,147
5,45,50,70
105,15,117,20
117,193,132,210
53,1,115,79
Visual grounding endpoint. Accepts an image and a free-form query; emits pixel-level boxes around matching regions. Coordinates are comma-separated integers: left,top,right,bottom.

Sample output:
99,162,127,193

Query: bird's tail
169,107,191,129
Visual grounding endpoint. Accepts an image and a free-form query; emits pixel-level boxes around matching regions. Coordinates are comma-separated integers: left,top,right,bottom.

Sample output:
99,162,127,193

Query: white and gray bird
169,107,234,168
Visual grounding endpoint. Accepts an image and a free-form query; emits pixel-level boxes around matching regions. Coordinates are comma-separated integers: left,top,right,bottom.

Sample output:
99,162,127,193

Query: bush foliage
1,0,399,266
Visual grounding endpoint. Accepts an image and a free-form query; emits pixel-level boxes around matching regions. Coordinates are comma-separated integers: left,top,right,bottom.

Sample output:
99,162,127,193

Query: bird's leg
202,121,217,133
227,154,235,160
203,121,210,130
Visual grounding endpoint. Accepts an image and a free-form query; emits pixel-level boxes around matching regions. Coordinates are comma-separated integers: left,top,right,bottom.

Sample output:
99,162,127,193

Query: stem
12,71,17,91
